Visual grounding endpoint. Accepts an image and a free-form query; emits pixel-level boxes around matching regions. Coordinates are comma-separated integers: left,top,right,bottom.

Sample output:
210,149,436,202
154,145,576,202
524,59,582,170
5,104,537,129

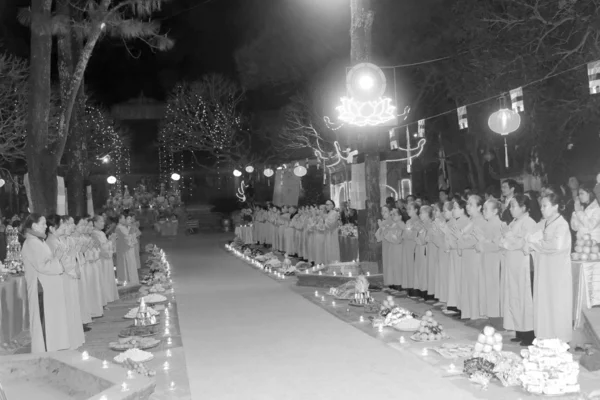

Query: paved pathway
157,232,494,400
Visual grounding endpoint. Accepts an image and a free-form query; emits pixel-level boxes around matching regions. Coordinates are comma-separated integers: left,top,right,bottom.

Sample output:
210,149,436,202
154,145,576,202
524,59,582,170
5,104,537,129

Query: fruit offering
411,310,446,341
571,233,599,261
473,326,503,355
121,358,156,377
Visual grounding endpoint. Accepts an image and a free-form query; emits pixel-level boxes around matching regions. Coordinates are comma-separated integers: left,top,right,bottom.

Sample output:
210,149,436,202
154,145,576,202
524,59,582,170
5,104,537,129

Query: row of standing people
21,212,141,353
252,201,342,265
378,192,573,345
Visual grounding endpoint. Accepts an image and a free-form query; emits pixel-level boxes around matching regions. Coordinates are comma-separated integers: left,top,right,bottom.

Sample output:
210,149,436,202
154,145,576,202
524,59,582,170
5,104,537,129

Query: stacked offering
519,339,580,395
473,326,503,355
134,298,158,327
411,311,447,341
571,233,599,261
350,292,373,306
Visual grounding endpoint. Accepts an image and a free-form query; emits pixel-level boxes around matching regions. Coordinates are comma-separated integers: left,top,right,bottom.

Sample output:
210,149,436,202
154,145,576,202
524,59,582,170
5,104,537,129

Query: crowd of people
377,176,600,346
19,210,142,353
251,200,342,265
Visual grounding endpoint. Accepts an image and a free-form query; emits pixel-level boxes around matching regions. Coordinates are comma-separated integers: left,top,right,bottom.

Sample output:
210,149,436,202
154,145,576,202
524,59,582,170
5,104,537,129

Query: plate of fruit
472,326,503,355
410,311,448,341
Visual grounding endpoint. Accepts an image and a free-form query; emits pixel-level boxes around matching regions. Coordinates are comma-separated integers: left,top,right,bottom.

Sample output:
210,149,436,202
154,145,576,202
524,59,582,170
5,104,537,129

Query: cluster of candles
225,244,288,279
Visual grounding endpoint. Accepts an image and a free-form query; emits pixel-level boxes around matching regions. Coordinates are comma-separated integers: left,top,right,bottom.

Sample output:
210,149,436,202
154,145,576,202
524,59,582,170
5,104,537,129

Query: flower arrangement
340,223,358,237
241,208,253,223
144,244,156,253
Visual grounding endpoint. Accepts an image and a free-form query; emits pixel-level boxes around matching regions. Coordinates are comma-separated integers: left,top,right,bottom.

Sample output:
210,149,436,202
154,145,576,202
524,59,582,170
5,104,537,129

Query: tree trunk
58,0,88,216
350,0,380,269
27,0,56,214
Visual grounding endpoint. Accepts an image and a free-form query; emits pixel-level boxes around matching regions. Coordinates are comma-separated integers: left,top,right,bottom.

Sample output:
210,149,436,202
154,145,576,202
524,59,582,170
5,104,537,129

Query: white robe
92,229,119,303
21,233,70,353
570,199,600,243
116,224,139,285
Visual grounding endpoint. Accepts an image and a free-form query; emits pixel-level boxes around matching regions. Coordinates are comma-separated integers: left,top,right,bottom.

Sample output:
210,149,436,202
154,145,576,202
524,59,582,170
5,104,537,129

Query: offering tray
410,332,449,342
109,337,161,352
119,325,159,338
114,349,154,364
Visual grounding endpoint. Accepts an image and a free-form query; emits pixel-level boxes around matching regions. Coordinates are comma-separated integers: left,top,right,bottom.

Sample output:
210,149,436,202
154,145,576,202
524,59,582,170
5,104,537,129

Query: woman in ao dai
284,206,296,255
431,202,450,303
305,208,317,263
131,215,142,269
21,214,70,353
46,215,85,350
570,185,600,243
444,200,470,315
278,207,290,252
478,199,504,319
401,202,421,296
116,213,140,285
458,195,486,320
92,215,119,303
416,206,433,298
377,206,393,286
73,217,103,318
324,200,341,264
527,193,573,343
82,219,104,317
383,207,405,287
313,206,327,264
500,194,536,344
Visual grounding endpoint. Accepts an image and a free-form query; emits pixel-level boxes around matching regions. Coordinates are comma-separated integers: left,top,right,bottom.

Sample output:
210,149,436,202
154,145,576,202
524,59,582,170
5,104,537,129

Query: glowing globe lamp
245,166,254,173
294,165,307,177
107,176,117,184
263,168,274,178
358,75,375,91
488,108,521,136
171,173,181,181
233,169,242,177
488,107,521,168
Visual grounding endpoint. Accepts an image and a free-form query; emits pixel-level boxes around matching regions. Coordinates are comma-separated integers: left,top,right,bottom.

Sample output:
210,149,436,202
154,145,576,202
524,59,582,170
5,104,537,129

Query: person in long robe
92,215,119,303
424,206,439,302
377,206,393,286
313,206,327,264
478,199,504,325
458,195,486,323
383,207,405,288
431,202,450,304
77,218,103,318
46,215,85,350
65,217,91,325
500,194,536,345
131,215,142,269
442,199,470,317
21,214,70,353
401,202,421,297
324,200,341,264
285,206,297,255
570,185,600,243
527,193,573,343
305,209,316,263
277,207,289,252
416,206,434,299
115,212,139,285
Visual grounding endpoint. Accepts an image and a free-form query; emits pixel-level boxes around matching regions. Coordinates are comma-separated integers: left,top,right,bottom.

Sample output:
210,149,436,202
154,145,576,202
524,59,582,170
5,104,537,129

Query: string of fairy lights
84,103,130,185
158,84,242,195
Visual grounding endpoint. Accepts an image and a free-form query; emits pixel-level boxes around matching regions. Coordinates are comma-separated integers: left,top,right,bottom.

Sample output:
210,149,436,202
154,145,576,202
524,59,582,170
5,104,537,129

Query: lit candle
165,320,170,327
315,291,319,297
332,301,336,307
346,308,350,313
81,351,90,361
422,349,428,356
127,370,134,379
305,270,309,274
318,271,322,275
366,272,370,276
449,364,456,372
102,360,109,369
348,272,352,277
321,296,325,302
100,396,108,400
333,271,337,276
123,280,128,286
167,338,172,345
166,349,172,357
281,275,285,280
359,316,364,322
169,382,176,391
121,382,129,392
163,361,170,371
399,336,405,344
378,326,383,333
165,328,170,336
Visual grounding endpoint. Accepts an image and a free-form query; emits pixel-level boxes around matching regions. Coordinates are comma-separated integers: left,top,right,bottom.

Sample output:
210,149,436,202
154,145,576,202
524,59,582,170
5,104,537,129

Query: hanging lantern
170,173,181,181
293,162,307,177
488,96,521,168
263,168,274,177
245,166,254,173
107,176,117,184
233,169,242,177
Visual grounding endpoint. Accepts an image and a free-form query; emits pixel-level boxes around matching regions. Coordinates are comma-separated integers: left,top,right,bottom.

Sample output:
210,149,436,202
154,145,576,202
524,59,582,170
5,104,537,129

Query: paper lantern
263,168,274,177
488,103,521,168
0,179,5,188
245,166,254,173
170,173,181,181
294,165,307,177
488,108,521,136
107,176,117,184
233,169,242,177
